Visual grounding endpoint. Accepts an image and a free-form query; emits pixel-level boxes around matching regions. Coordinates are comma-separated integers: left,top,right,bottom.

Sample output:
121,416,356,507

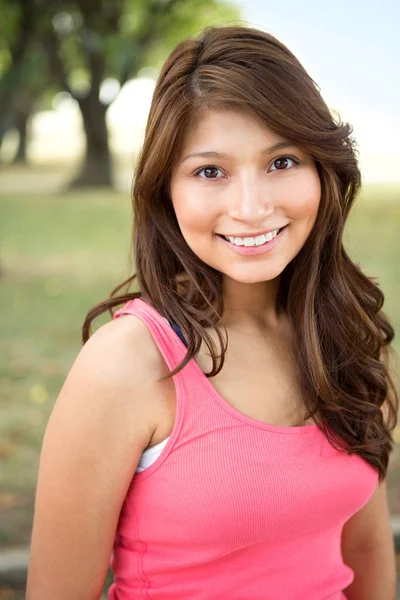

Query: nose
227,175,275,225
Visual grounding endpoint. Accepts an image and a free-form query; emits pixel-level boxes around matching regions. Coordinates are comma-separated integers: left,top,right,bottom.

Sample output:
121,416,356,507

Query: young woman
27,25,398,600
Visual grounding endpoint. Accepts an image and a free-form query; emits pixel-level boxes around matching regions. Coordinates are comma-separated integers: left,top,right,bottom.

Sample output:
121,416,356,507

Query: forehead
175,109,297,168
181,110,279,149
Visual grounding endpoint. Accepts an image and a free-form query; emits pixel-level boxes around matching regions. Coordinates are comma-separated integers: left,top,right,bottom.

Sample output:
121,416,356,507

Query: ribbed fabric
108,298,378,600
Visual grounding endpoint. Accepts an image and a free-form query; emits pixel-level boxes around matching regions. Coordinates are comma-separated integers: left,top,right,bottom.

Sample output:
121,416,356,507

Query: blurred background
0,0,399,596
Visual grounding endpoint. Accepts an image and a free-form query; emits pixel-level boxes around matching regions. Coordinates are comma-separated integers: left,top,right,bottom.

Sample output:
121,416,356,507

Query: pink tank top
108,298,378,600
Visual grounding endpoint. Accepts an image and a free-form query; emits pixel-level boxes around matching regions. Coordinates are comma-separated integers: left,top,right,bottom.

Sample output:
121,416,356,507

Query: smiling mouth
216,225,287,247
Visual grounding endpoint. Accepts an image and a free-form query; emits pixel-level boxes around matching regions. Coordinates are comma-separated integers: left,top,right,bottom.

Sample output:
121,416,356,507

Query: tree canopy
0,0,241,185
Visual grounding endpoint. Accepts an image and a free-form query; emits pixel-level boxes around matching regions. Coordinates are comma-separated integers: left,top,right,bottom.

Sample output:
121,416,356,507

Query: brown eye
270,156,298,171
195,166,223,179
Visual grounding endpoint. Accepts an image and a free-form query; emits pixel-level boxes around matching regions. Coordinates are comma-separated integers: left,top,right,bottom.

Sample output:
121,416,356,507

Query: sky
240,0,400,182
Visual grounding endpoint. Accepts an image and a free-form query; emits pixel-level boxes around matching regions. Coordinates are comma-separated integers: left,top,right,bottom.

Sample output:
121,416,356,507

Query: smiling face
170,110,321,287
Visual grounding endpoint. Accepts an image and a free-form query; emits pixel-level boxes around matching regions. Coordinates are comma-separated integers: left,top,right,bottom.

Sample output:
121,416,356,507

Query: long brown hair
83,25,398,481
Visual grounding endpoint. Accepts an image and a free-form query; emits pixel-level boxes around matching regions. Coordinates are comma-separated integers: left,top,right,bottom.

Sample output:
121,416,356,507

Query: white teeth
254,234,266,246
224,229,280,247
244,237,255,246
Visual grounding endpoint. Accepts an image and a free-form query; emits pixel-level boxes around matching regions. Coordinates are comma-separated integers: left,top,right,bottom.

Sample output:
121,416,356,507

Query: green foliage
0,1,58,121
1,0,242,104
48,0,241,92
143,0,243,69
0,0,21,52
0,46,11,74
0,0,242,176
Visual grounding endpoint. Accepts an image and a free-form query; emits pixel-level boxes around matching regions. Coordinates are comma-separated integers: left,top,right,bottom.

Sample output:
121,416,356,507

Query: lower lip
217,227,287,256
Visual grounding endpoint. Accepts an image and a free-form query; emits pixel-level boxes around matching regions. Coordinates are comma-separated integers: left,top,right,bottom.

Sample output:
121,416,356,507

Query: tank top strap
113,297,190,374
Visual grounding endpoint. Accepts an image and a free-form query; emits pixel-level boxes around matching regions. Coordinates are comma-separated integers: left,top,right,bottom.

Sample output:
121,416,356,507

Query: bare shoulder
57,312,171,442
82,312,169,381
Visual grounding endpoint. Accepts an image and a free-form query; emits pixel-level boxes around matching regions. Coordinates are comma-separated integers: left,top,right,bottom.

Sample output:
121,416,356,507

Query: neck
220,276,282,330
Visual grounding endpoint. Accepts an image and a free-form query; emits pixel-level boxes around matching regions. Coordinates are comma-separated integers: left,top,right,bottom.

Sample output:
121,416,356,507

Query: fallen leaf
0,492,23,510
29,384,49,405
0,442,16,460
0,587,17,599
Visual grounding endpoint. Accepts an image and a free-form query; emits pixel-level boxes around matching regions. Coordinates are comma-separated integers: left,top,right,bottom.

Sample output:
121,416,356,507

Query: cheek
287,173,321,221
171,182,218,231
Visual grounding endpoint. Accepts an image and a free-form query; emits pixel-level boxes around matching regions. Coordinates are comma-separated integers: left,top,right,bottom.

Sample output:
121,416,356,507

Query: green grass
345,183,400,344
0,183,399,547
0,190,133,545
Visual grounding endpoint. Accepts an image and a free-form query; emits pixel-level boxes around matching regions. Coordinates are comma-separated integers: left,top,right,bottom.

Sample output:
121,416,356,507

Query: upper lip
218,226,286,238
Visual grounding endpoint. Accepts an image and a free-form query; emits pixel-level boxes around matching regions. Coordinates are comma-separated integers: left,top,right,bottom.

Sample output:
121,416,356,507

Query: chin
221,265,287,284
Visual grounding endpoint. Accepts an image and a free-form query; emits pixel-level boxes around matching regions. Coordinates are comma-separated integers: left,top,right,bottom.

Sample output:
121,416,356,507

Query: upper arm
27,316,163,600
341,477,394,555
341,399,395,556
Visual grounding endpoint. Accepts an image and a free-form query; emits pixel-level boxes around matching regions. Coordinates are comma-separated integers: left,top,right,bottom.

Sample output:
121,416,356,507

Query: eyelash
193,156,300,179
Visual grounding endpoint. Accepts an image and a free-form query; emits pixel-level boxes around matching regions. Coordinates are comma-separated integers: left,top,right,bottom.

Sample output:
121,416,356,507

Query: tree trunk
70,95,112,188
0,126,6,163
12,110,29,163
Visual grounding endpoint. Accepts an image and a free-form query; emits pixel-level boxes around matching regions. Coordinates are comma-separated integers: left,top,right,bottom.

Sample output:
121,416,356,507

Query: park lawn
0,183,399,547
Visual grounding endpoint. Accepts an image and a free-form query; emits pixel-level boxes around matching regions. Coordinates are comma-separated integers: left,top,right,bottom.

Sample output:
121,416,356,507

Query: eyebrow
180,141,297,164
